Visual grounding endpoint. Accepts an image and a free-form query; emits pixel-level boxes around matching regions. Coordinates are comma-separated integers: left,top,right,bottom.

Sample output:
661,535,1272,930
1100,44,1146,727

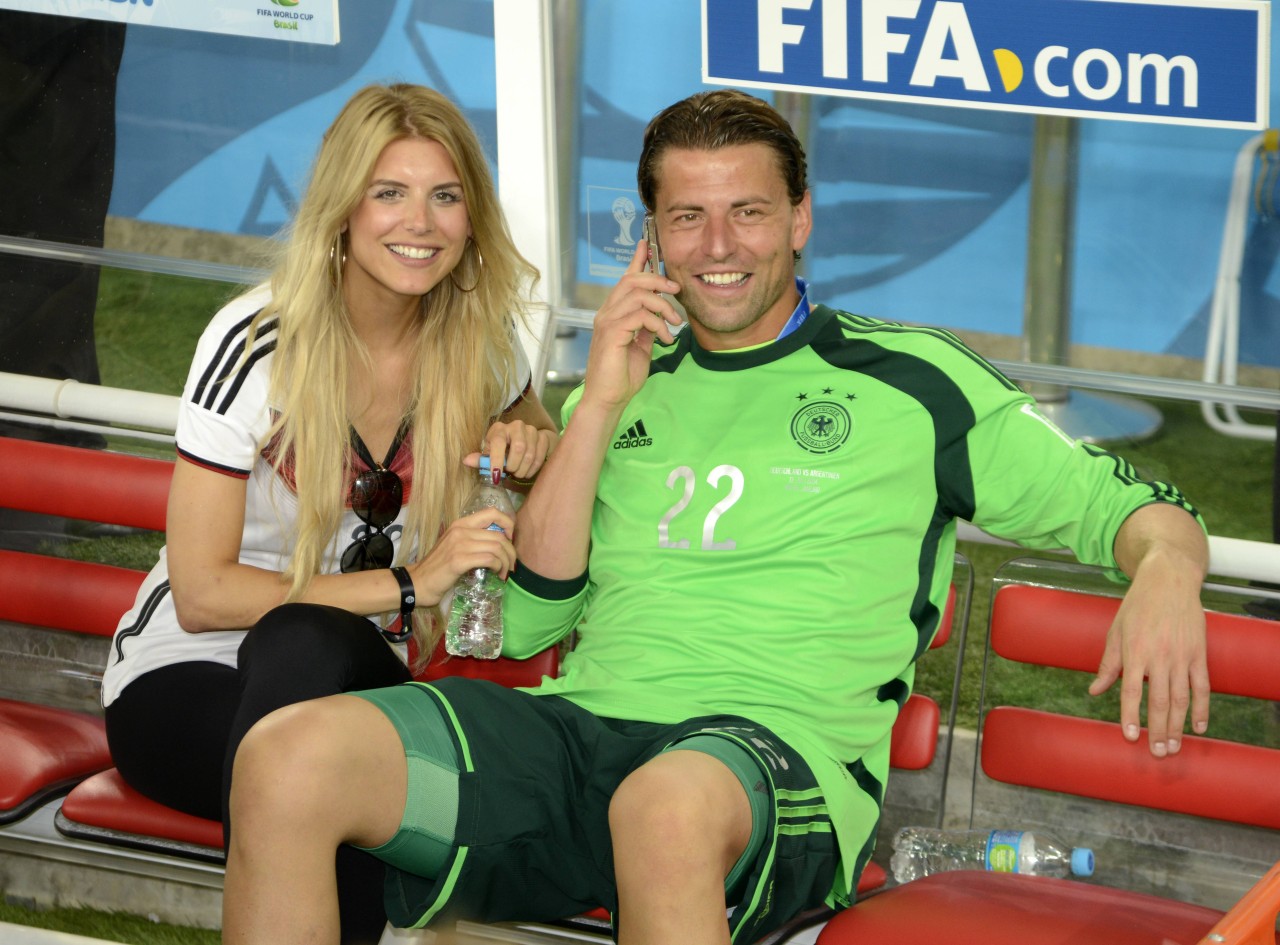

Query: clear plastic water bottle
445,456,514,659
890,827,1094,883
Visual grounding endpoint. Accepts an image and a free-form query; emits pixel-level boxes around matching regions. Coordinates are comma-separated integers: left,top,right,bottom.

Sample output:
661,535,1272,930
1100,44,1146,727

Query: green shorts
351,677,837,944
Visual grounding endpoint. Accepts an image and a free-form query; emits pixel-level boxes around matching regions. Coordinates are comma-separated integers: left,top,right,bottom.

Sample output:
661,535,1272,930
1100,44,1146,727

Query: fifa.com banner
0,0,339,45
704,0,1269,129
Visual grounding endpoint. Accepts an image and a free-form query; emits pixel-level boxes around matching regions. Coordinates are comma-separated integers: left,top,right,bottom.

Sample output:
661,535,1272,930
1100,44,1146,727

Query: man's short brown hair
637,89,809,213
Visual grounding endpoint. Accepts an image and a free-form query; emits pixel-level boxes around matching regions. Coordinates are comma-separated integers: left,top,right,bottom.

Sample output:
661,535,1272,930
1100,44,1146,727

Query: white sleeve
507,332,533,407
492,321,534,414
175,286,276,477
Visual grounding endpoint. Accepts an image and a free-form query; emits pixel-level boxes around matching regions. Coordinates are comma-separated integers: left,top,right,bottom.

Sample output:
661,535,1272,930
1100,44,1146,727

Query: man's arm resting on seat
1090,502,1211,757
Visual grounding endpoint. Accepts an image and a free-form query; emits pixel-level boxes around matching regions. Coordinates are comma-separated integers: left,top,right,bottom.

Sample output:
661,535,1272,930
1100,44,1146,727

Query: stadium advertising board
0,0,339,44
704,0,1269,129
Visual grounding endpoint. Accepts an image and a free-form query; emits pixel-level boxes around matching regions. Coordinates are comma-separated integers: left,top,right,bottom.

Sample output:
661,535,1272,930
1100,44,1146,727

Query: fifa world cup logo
612,197,637,246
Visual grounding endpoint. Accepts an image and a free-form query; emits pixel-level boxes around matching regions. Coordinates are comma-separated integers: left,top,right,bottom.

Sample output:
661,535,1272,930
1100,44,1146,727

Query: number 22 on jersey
657,464,744,551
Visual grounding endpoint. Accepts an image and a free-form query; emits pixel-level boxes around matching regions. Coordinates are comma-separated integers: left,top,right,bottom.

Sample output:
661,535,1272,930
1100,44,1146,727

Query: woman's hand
467,418,557,483
464,379,560,484
407,506,517,607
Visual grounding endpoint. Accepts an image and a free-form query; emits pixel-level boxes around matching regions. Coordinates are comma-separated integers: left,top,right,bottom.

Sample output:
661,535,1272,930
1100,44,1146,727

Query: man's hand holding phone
582,215,682,413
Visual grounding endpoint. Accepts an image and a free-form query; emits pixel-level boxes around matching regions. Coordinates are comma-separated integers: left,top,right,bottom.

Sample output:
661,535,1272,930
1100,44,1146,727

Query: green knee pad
350,685,459,879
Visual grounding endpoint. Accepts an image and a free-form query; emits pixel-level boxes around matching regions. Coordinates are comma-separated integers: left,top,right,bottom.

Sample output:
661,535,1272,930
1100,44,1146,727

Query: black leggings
104,603,413,944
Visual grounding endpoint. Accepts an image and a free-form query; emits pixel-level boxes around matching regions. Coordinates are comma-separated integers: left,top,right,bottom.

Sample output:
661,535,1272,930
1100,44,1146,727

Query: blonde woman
102,83,557,944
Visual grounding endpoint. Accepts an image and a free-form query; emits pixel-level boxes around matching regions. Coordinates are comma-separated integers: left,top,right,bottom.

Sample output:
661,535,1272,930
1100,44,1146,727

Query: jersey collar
775,277,811,341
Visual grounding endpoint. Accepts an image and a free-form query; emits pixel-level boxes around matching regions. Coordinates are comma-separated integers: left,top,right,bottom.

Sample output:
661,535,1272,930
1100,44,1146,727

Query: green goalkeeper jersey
503,303,1201,902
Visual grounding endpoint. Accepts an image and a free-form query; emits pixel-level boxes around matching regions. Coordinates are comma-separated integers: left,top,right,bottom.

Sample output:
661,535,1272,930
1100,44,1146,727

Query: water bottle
890,826,1094,883
444,456,515,659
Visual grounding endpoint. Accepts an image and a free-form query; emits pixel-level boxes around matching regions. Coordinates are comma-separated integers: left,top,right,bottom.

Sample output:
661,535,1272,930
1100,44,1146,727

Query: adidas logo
612,419,653,450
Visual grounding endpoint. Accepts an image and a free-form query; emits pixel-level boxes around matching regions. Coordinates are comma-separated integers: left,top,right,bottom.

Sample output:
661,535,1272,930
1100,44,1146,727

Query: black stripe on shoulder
811,318,979,520
192,310,262,406
1081,443,1202,519
198,314,278,413
111,580,171,664
827,309,1021,394
212,336,277,416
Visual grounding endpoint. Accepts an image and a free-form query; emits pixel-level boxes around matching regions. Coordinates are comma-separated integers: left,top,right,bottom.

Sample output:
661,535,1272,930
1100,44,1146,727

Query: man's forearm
1113,502,1209,583
1097,499,1212,752
514,399,622,580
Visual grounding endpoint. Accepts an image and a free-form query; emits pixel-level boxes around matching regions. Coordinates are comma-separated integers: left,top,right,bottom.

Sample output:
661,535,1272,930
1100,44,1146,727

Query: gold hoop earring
329,236,348,285
449,241,483,293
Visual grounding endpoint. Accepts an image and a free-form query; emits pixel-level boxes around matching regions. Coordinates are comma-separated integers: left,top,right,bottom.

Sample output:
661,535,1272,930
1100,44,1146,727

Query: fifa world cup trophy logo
612,197,637,246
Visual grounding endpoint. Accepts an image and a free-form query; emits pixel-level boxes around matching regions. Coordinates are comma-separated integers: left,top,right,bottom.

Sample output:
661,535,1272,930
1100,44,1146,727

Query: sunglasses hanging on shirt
341,464,402,572
341,424,413,643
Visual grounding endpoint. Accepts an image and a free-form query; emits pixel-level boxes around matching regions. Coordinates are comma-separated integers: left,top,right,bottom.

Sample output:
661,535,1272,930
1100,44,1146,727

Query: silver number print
658,464,743,550
658,466,695,549
702,465,743,550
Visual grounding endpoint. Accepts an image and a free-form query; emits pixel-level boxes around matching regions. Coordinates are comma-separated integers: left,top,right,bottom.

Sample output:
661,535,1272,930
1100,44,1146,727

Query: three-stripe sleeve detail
190,312,278,416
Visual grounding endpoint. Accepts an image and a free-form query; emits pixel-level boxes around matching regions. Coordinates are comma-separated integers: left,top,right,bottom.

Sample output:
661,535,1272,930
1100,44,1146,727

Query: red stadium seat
822,869,1228,945
0,699,111,824
0,438,166,639
0,436,171,531
56,768,224,862
0,549,147,636
414,636,561,689
816,556,1280,945
0,436,169,824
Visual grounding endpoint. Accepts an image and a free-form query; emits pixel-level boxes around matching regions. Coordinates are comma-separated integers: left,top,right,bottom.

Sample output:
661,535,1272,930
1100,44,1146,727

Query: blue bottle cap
476,455,507,480
1071,847,1095,877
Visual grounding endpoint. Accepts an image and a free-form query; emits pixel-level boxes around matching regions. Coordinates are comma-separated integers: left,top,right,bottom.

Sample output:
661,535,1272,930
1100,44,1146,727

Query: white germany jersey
101,286,530,706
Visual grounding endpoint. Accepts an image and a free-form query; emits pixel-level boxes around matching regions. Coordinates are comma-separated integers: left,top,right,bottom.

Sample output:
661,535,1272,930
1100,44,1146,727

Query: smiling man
645,145,808,345
223,90,1210,945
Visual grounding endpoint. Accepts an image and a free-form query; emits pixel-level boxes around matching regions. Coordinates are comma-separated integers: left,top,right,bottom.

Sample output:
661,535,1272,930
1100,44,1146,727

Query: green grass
52,529,169,571
0,900,218,944
94,268,241,395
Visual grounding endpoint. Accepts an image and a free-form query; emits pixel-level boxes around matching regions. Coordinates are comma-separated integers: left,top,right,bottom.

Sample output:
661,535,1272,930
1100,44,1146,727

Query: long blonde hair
245,83,537,653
